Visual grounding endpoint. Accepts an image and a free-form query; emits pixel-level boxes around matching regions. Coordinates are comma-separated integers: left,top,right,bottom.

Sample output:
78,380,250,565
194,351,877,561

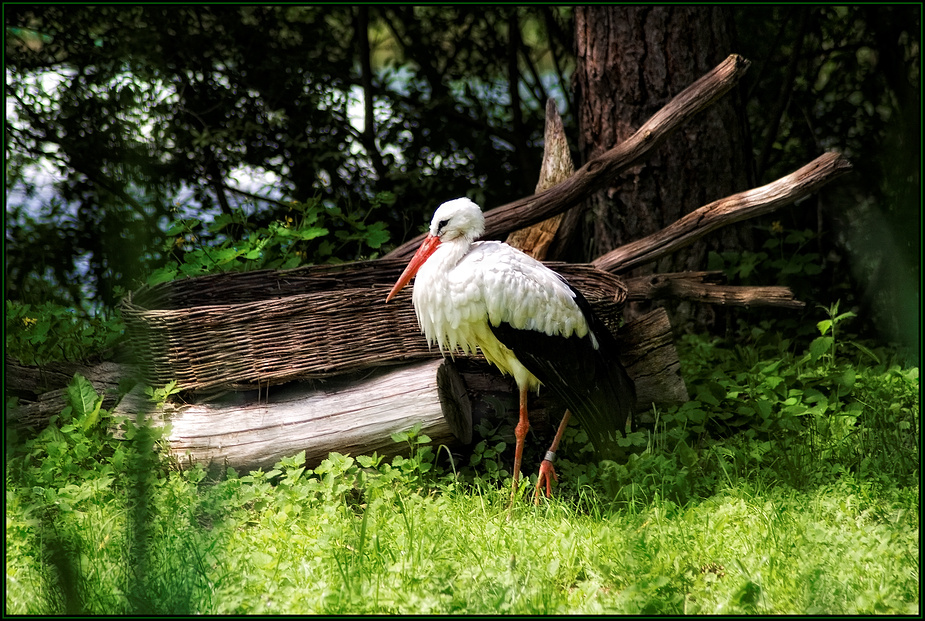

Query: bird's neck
430,237,473,273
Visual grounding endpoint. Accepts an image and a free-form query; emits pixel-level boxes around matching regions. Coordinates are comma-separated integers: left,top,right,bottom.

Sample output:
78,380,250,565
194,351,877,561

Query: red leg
534,409,571,503
509,384,530,505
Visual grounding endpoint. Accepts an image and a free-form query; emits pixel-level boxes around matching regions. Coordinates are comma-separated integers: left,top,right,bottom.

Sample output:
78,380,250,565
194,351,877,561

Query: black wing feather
489,284,636,458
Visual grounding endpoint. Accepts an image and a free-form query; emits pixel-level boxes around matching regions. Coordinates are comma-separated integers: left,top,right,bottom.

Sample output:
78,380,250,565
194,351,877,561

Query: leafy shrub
5,300,124,366
147,194,394,286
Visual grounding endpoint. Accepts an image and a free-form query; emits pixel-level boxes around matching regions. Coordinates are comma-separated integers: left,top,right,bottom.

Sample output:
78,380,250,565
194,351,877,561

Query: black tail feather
489,286,636,458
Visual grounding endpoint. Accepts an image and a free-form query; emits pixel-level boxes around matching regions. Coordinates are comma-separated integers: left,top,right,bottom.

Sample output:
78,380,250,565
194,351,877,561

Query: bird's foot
533,456,558,504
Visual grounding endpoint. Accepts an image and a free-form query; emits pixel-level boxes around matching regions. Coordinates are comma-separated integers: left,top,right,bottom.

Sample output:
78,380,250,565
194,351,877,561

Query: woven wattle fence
121,258,627,392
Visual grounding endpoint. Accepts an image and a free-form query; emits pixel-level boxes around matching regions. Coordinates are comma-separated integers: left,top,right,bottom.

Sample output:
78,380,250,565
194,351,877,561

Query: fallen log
9,305,682,471
112,359,472,471
6,358,130,430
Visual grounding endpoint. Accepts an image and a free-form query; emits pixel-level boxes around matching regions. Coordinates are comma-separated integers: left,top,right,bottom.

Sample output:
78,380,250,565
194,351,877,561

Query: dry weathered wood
505,99,574,259
617,307,688,418
498,99,686,429
625,271,806,309
593,151,853,273
112,359,472,471
6,358,134,430
387,54,751,260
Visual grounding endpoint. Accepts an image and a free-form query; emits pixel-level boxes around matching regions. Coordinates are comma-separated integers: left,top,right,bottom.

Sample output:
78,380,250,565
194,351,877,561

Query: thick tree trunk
574,6,753,329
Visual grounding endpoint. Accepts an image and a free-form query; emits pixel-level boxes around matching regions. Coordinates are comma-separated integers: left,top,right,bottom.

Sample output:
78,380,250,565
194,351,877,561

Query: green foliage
523,302,918,509
6,327,919,613
146,195,394,285
736,5,919,345
5,300,124,366
6,6,568,309
710,224,821,281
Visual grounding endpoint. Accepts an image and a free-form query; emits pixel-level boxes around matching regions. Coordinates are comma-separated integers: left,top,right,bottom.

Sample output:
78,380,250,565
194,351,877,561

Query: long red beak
385,234,441,302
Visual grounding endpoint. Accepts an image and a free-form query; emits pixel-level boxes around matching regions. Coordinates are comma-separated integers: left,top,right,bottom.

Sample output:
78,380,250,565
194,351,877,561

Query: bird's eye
437,219,449,233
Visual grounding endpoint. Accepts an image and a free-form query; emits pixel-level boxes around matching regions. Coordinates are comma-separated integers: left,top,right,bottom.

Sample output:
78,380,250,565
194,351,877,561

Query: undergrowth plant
6,330,918,615
5,300,124,366
147,194,394,286
5,194,394,369
466,300,917,514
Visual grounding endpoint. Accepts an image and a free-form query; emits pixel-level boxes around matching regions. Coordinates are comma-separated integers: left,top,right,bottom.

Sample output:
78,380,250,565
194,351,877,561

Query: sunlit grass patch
5,318,919,614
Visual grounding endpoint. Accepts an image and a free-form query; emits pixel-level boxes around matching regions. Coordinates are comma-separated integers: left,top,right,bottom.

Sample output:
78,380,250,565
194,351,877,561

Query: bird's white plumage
410,198,597,391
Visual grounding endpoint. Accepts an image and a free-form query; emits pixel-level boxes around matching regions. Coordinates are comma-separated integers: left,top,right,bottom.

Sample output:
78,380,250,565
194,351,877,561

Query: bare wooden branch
386,54,751,260
592,151,853,273
625,272,806,309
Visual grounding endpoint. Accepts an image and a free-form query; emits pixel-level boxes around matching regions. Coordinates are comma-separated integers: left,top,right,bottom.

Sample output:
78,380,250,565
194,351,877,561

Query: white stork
386,198,635,502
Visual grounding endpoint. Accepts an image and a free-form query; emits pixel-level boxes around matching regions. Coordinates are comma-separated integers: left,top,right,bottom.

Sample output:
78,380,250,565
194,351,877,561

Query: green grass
5,323,920,615
6,457,918,615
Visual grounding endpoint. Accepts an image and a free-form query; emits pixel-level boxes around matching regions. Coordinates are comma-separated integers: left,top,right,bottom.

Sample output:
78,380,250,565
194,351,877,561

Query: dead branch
592,151,853,273
624,272,806,309
386,54,751,260
112,359,472,471
505,99,574,259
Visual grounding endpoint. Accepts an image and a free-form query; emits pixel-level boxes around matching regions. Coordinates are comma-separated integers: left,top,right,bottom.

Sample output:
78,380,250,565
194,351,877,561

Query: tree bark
574,6,754,329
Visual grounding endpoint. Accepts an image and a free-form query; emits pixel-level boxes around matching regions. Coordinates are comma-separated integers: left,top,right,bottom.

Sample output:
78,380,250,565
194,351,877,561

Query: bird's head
428,197,485,243
386,197,484,302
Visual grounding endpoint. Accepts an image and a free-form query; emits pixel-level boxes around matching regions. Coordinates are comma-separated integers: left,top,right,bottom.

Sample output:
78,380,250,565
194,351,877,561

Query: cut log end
436,359,473,444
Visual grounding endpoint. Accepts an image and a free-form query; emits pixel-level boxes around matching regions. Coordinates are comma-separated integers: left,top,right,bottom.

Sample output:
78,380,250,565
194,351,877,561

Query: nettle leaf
67,374,99,417
802,388,827,404
850,341,881,364
838,368,857,390
809,336,834,360
754,399,773,419
835,311,856,324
